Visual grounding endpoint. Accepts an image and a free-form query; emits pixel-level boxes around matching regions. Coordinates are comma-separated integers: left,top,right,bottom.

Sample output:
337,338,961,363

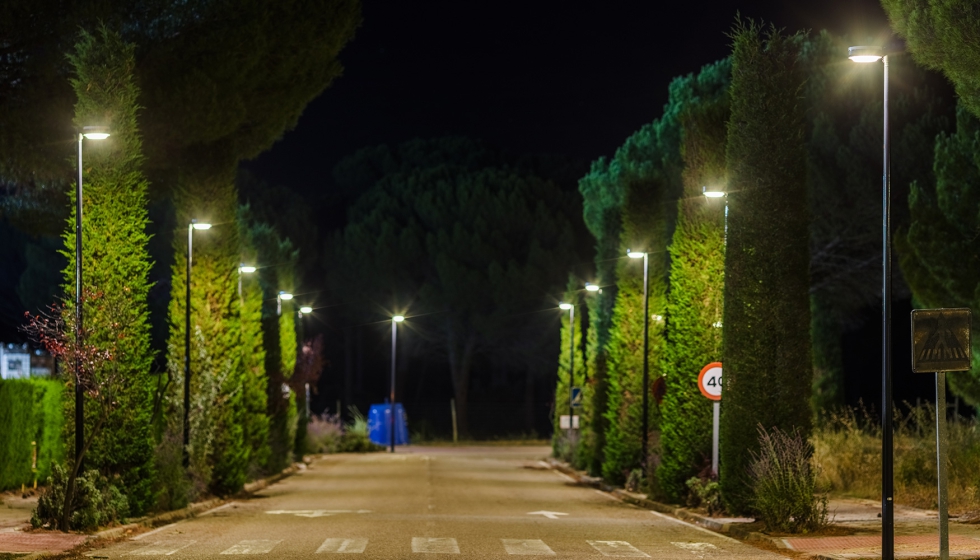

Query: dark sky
244,0,894,196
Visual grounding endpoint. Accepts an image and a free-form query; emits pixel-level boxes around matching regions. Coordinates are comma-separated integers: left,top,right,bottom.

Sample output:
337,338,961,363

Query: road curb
545,458,793,552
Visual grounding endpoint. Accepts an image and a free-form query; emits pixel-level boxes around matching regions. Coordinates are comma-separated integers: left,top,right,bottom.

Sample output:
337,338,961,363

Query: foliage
685,476,722,515
720,21,812,514
881,0,980,120
551,280,587,467
31,464,128,532
328,140,582,437
657,58,730,502
0,379,64,491
305,414,344,454
814,405,980,512
801,32,950,414
749,426,828,534
292,335,325,458
62,26,157,516
897,103,980,404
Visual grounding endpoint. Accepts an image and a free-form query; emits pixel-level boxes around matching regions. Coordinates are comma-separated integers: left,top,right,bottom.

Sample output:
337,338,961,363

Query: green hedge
0,379,64,491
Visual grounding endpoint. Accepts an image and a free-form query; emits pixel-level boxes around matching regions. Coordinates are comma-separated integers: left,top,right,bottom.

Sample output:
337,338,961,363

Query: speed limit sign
698,362,722,401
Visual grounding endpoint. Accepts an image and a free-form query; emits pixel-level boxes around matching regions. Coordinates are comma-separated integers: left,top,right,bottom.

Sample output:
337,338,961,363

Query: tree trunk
446,323,476,439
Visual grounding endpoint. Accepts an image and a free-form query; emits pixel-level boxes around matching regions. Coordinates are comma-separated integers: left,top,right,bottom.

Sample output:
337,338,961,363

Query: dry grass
813,405,980,514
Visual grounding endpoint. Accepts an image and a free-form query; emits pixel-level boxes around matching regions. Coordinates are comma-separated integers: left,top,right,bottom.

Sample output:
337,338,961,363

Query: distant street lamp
584,282,600,292
238,264,256,301
277,291,293,316
183,219,211,466
559,302,576,440
299,306,313,315
73,125,110,466
849,43,896,560
390,315,405,452
702,186,728,241
626,248,650,468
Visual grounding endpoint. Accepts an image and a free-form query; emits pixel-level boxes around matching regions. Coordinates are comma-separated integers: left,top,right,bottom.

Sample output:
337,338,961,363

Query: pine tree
63,27,156,514
897,102,980,402
719,21,812,513
657,59,730,501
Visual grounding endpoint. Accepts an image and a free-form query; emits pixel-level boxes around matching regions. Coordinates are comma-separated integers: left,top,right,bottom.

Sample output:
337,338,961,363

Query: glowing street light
73,125,110,465
299,306,313,314
849,42,896,560
584,283,600,292
627,249,651,467
389,315,405,452
183,219,210,465
238,264,256,300
277,291,293,316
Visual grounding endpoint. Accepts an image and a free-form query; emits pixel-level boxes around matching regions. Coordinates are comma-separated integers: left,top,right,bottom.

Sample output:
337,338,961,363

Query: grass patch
813,404,980,514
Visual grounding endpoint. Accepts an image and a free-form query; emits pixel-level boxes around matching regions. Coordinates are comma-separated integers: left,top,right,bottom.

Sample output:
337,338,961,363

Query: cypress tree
719,22,812,513
238,210,270,476
897,102,980,402
64,27,156,514
658,60,730,501
552,279,587,466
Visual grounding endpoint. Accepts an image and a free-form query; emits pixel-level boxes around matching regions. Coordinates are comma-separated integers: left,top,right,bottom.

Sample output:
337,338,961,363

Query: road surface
88,446,787,559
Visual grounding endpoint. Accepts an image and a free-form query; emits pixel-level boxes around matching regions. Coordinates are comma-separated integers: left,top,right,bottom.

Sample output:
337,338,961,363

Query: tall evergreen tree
897,102,980,403
719,22,812,513
63,27,156,514
658,59,730,501
552,279,587,465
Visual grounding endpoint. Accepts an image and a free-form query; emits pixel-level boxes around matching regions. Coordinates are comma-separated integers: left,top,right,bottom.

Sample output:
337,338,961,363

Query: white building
0,343,53,379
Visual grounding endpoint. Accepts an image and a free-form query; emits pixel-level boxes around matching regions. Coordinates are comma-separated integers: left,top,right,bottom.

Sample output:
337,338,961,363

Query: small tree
24,293,122,531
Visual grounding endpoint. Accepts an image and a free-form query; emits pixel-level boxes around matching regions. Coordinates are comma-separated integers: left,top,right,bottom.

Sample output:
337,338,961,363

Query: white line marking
527,511,568,519
648,511,741,545
131,523,180,541
586,540,650,557
501,539,555,555
411,537,459,554
220,540,282,554
671,542,719,559
200,502,236,516
552,470,576,483
316,538,368,553
593,489,619,501
126,540,196,556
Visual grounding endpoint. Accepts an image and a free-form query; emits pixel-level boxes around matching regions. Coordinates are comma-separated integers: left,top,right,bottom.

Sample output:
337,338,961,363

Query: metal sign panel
571,387,582,408
911,308,972,373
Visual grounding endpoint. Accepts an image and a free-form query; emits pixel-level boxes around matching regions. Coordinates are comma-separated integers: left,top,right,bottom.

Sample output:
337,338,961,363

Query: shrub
32,464,128,532
0,379,64,491
305,414,344,454
337,407,385,453
749,425,827,533
686,476,723,515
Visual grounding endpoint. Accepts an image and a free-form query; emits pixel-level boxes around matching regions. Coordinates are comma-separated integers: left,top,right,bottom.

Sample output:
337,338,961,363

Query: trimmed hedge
0,379,64,491
720,22,812,514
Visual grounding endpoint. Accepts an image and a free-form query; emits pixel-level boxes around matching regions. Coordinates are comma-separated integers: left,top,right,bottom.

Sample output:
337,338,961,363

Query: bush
686,476,722,515
0,379,64,491
337,407,385,453
749,425,827,533
32,464,128,532
305,414,344,453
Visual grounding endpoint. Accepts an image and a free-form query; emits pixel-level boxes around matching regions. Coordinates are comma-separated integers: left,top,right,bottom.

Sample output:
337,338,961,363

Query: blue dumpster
368,403,409,446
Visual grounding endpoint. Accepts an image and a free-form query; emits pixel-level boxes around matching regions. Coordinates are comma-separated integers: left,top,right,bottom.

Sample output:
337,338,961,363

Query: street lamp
702,186,728,241
183,220,211,465
238,264,256,301
584,282,600,292
849,43,895,560
73,125,110,466
299,306,313,315
390,315,405,453
626,248,650,468
277,291,293,316
559,302,575,440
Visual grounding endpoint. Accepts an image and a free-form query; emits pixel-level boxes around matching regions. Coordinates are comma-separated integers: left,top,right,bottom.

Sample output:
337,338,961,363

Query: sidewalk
546,459,980,559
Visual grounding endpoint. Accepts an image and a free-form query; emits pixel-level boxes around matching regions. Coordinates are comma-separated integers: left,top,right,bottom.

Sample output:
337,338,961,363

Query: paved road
91,446,787,559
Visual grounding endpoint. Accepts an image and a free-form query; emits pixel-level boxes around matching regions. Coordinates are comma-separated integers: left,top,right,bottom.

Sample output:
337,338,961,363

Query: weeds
750,425,828,533
685,476,722,515
32,464,128,532
304,407,384,454
813,403,980,513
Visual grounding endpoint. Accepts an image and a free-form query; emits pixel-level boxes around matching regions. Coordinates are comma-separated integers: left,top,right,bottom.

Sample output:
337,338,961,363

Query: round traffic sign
698,362,722,401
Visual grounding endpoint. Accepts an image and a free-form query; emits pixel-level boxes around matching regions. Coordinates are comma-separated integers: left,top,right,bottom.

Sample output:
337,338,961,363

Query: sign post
911,308,972,560
698,362,723,477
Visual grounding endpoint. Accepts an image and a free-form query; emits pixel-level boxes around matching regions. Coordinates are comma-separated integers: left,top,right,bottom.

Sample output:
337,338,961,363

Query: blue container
367,403,409,446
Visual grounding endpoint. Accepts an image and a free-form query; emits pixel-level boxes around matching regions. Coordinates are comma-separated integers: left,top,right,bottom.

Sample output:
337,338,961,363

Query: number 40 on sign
698,362,722,477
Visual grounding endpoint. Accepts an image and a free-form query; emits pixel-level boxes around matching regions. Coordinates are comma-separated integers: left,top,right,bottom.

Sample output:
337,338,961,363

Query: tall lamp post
626,249,650,468
849,44,894,560
74,125,109,467
559,302,575,439
277,291,293,316
390,315,405,452
238,264,256,301
183,220,211,466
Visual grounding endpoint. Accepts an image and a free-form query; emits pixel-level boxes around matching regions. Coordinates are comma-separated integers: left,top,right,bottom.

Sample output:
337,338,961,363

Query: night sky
244,0,893,200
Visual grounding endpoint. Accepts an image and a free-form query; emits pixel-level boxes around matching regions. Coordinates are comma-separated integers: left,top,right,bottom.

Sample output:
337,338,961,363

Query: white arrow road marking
411,537,460,554
526,511,569,520
126,540,196,556
220,540,281,554
587,540,650,558
265,510,372,518
316,538,369,554
501,539,555,555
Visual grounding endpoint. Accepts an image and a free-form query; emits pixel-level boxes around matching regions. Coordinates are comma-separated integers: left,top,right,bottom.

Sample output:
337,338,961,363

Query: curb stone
544,458,793,553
